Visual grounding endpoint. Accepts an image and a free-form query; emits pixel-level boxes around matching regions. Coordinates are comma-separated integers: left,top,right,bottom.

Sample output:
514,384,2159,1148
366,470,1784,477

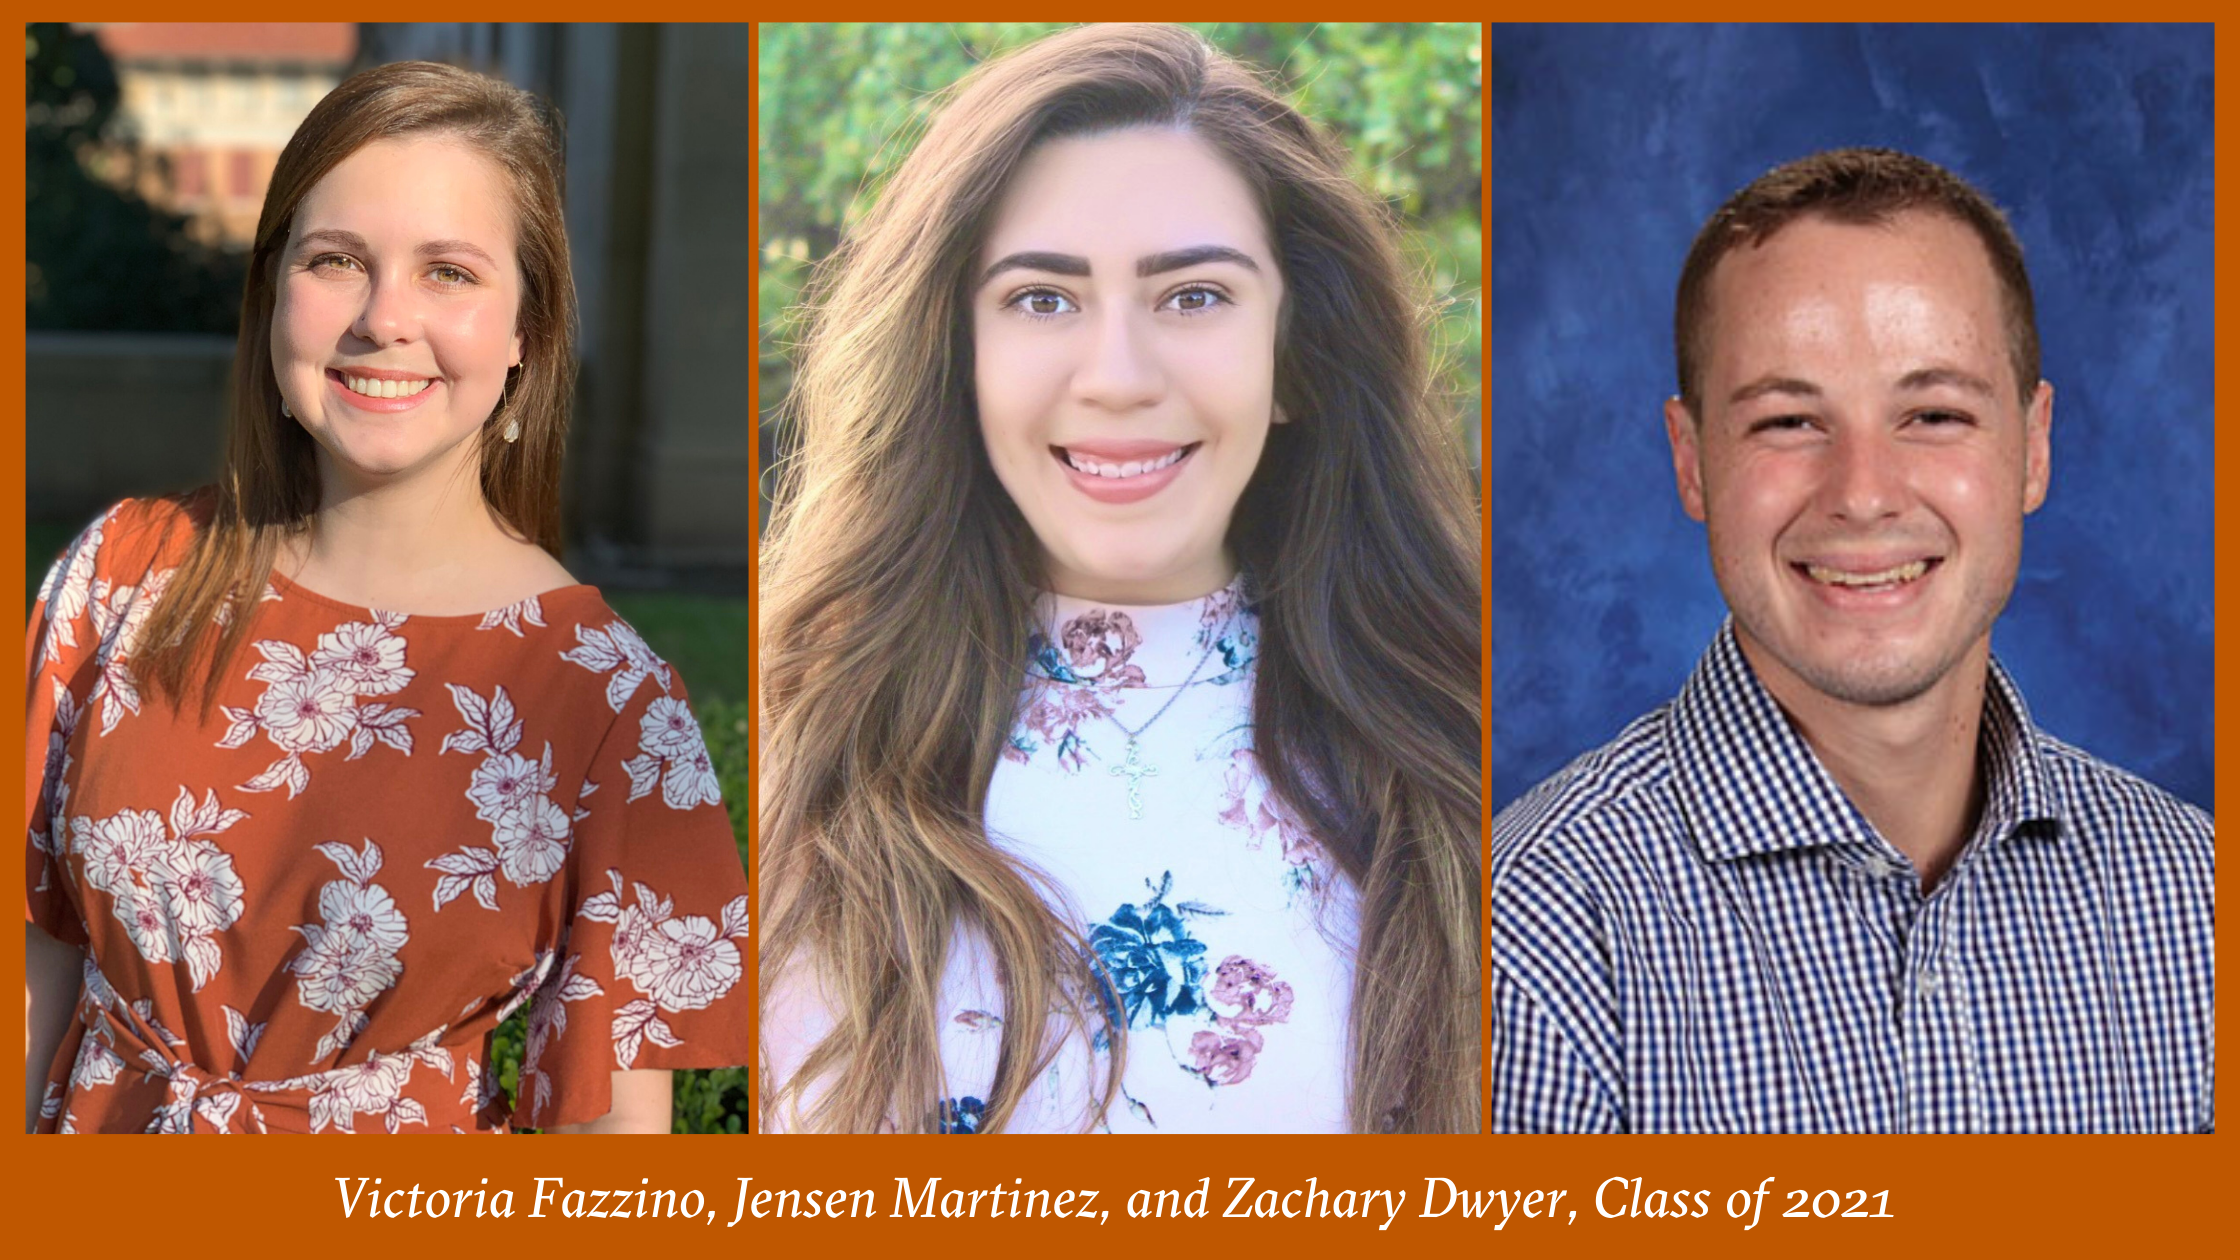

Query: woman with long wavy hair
760,24,1481,1133
25,61,750,1134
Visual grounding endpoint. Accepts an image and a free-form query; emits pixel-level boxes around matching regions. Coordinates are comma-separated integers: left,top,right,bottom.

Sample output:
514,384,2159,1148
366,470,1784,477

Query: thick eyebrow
1136,244,1259,277
1896,366,1998,398
291,228,498,268
977,244,1262,289
979,251,1090,286
1727,375,1822,406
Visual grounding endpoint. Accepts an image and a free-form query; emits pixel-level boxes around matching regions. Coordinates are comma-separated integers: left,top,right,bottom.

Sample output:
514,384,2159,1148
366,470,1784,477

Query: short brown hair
1673,146,2038,413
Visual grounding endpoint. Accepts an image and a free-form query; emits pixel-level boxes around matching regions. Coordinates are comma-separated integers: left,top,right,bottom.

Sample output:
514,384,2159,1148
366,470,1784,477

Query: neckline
265,568,602,624
1031,575,1254,690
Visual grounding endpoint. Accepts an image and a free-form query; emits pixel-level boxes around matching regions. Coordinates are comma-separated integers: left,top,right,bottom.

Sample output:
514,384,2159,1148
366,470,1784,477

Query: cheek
271,282,349,367
972,321,1066,454
428,303,517,376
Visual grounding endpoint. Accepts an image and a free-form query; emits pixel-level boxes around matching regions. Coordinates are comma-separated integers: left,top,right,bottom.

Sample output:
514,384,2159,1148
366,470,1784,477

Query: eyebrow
977,244,1261,288
1727,375,1822,406
1896,366,1998,398
293,228,498,267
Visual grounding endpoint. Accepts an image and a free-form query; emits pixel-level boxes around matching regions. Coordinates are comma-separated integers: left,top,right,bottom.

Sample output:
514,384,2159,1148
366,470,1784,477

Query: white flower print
250,1027,454,1134
87,567,172,736
37,677,81,871
477,595,547,637
160,838,247,938
430,684,573,910
310,620,414,695
578,870,748,1067
35,513,103,659
68,787,249,991
69,1035,124,1091
287,839,408,1062
254,669,357,753
620,695,723,810
561,620,672,712
515,947,607,1122
220,613,419,798
466,749,548,821
495,796,572,885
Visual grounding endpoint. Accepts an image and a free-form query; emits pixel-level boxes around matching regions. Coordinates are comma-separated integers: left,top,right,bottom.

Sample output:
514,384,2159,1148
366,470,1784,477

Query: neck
1739,632,1990,889
290,442,530,609
1045,550,1237,606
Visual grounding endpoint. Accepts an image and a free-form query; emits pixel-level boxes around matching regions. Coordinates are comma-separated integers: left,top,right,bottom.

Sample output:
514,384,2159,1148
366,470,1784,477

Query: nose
1821,426,1904,522
1072,304,1163,411
350,271,419,347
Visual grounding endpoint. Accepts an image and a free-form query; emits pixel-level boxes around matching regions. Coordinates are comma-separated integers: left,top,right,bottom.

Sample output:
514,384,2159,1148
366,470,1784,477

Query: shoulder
1490,703,1682,890
38,493,206,594
2032,730,2214,863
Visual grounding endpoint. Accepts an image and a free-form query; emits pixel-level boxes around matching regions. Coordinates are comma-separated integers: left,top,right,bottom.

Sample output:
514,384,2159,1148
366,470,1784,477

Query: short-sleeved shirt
1488,623,2214,1134
27,498,751,1133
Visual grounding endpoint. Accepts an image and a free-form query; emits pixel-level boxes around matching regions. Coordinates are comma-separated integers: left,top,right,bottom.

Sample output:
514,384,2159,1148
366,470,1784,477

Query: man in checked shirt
1488,148,2213,1133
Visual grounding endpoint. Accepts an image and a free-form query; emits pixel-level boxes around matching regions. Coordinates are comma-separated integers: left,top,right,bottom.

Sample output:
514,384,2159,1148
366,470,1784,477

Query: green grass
30,521,756,1133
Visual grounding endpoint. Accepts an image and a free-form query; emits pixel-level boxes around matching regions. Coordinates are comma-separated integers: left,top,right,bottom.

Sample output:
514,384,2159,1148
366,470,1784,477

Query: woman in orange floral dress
24,62,749,1134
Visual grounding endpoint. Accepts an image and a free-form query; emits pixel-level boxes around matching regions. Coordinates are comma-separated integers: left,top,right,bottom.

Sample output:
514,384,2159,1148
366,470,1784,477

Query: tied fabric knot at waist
63,960,470,1134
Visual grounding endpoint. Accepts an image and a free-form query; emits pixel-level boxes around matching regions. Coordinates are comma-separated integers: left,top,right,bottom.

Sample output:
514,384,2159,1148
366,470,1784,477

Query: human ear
2021,380,2052,514
1664,396,1708,523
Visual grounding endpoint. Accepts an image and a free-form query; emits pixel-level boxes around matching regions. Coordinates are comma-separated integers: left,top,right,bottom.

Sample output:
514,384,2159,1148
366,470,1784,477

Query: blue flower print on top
1089,871,1226,1037
937,1096,985,1134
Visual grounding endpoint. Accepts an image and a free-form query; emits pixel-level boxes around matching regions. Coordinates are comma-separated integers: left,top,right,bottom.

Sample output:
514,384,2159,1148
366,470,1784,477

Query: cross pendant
1108,737,1159,820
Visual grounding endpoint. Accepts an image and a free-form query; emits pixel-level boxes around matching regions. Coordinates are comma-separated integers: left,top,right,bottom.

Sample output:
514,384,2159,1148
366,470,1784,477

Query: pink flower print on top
1060,609,1149,688
1216,747,1329,899
1184,956,1294,1089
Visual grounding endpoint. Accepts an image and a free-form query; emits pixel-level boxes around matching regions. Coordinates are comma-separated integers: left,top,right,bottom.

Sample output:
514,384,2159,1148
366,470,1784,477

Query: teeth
1065,447,1187,478
1805,560,1929,588
343,375,433,399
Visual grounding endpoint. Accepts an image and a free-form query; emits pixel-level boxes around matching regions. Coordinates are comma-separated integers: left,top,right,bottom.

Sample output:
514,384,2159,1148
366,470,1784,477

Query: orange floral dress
26,498,751,1133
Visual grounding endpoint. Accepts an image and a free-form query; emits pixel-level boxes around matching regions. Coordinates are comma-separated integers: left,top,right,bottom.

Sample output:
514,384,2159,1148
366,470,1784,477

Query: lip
1788,553,1943,612
1051,441,1198,505
326,367,439,414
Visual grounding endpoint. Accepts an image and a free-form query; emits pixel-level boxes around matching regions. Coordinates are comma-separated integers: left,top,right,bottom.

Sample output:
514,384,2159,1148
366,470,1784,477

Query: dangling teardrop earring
502,415,520,443
280,399,293,418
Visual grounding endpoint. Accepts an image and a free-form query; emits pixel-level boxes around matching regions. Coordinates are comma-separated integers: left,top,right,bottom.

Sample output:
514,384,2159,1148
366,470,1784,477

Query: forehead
1700,211,2012,392
978,127,1270,263
293,134,518,254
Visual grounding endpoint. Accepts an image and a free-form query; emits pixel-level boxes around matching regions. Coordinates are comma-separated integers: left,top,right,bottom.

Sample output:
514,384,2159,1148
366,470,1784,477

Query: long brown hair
138,60,576,706
759,24,1481,1133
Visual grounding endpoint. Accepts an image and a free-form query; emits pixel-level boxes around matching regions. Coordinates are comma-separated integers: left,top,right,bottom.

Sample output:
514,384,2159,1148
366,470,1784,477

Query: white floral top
940,577,1355,1132
26,497,750,1133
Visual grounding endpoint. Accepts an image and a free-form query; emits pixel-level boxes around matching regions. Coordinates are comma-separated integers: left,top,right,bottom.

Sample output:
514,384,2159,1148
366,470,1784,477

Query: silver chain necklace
1104,625,1227,821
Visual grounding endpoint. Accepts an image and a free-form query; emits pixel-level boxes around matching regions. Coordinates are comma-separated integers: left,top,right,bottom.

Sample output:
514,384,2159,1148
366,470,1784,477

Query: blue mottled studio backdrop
1487,24,2212,812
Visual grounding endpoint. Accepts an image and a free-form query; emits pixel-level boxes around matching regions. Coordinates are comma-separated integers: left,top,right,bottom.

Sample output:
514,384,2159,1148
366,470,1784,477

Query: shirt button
1916,968,1941,999
1864,854,1899,879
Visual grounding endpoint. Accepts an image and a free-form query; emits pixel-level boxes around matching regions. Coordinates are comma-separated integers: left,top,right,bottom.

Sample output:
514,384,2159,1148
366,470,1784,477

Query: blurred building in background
27,22,755,588
92,23,355,246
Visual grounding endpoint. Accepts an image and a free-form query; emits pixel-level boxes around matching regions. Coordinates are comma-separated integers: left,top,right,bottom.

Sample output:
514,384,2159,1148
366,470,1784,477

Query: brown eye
1006,288,1076,318
1162,285,1227,315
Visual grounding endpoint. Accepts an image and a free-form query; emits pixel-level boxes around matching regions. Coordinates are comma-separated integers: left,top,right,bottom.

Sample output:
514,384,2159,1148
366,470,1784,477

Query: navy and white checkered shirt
1489,624,2214,1133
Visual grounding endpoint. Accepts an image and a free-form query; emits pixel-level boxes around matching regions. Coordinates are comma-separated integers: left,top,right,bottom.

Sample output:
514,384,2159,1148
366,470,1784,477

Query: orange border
4,10,2226,1258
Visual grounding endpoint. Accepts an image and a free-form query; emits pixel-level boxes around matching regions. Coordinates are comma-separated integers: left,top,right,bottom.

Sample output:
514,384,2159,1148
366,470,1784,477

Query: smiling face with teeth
271,134,524,489
1665,211,2052,714
971,128,1284,604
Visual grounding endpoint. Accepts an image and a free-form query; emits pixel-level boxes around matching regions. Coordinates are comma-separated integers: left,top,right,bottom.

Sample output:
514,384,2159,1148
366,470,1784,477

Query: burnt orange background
5,6,2227,1257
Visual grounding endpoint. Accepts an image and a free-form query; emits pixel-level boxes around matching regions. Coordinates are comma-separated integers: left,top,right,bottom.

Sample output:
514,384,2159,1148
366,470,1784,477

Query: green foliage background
757,22,1483,479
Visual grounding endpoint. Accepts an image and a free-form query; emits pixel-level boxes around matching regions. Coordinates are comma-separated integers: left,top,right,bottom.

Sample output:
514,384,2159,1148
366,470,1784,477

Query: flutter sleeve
511,664,751,1130
25,508,115,945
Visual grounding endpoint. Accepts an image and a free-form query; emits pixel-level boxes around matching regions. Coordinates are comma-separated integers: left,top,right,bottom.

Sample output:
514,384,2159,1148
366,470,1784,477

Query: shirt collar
1668,620,2065,865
